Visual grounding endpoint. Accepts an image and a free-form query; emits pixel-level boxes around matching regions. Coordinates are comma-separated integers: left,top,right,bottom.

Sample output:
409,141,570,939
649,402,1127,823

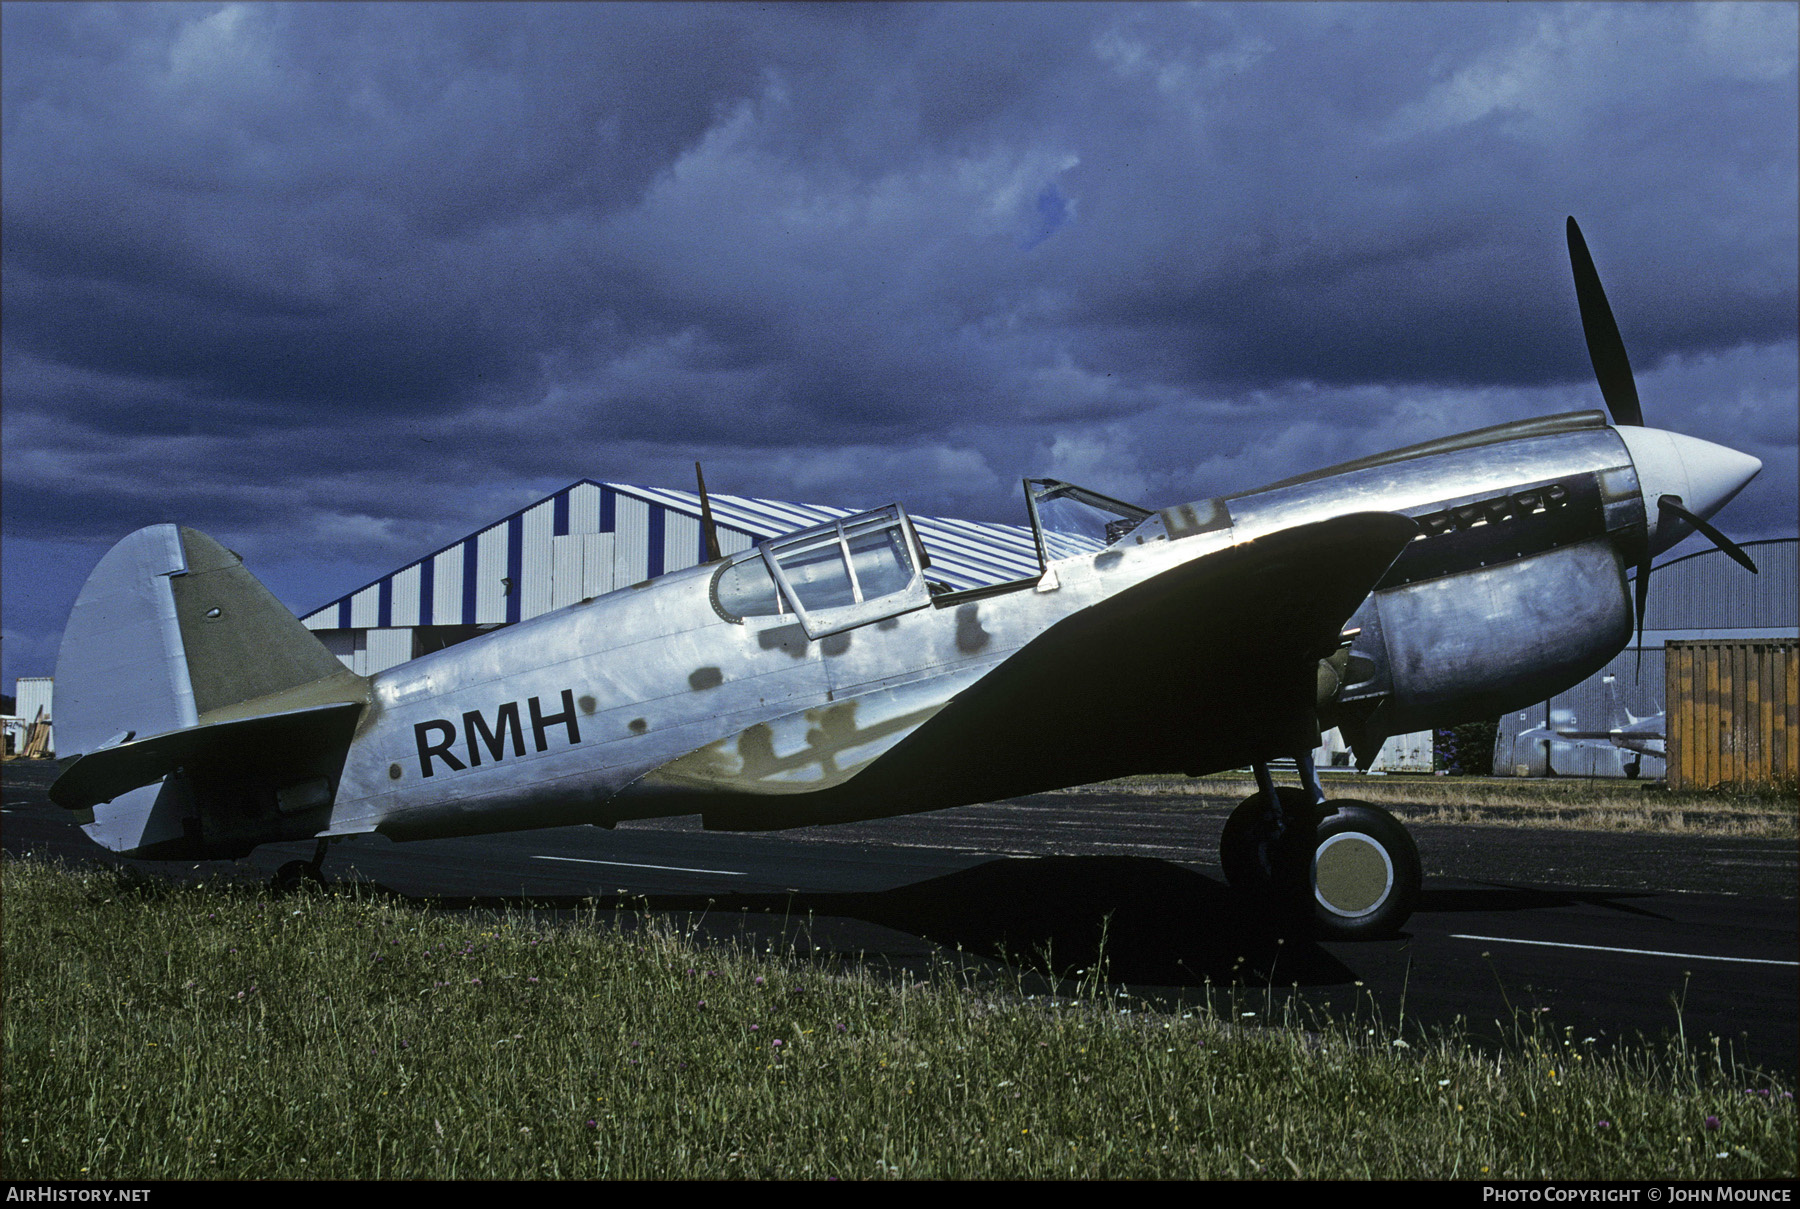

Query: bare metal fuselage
320,411,1646,844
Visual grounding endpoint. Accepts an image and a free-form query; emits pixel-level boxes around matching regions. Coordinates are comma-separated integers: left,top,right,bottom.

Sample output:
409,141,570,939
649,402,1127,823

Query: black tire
1220,787,1319,898
1307,800,1420,940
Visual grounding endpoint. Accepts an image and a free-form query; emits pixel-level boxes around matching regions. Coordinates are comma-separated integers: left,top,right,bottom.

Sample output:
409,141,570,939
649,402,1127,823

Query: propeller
1566,217,1761,677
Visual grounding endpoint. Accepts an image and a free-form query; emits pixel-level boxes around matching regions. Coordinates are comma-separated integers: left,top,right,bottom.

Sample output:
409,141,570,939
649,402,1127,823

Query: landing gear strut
1221,753,1420,938
272,839,331,893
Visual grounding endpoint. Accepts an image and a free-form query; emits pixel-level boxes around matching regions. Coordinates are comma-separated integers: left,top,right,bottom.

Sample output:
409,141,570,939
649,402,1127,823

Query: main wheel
1220,787,1321,915
1308,800,1420,940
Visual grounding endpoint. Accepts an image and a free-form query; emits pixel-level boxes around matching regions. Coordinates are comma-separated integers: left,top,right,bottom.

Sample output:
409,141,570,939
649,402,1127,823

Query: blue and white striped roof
301,479,1041,632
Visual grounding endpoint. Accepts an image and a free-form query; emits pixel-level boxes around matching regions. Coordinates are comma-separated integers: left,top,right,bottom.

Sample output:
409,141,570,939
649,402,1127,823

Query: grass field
3,854,1793,1180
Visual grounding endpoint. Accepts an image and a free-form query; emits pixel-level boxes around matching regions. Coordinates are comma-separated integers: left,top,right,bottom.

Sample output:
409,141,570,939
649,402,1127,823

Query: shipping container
1664,639,1798,790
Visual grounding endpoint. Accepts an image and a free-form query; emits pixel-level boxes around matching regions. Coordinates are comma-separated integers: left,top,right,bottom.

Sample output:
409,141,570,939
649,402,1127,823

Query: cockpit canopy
1023,479,1154,567
709,480,1156,639
711,504,931,638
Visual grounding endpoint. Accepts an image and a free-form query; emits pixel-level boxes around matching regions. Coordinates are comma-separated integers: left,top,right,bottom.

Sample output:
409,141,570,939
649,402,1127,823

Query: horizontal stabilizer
50,702,364,815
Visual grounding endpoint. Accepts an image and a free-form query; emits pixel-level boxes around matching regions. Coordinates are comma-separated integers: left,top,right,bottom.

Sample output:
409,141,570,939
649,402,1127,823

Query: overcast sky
4,1,1796,693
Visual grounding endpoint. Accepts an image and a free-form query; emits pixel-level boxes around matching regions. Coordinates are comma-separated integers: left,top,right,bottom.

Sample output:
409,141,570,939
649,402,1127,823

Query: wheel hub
1312,831,1394,918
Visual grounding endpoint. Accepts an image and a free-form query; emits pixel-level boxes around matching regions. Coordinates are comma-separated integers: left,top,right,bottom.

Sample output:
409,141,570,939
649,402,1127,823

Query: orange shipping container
1663,639,1798,791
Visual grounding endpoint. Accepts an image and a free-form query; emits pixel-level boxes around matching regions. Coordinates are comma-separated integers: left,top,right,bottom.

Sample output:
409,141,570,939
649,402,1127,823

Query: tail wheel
1309,800,1420,939
272,860,325,894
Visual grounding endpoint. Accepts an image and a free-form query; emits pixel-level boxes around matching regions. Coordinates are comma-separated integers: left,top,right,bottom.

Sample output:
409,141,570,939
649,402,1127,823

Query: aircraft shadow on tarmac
1418,883,1667,919
806,854,1359,987
346,854,1363,987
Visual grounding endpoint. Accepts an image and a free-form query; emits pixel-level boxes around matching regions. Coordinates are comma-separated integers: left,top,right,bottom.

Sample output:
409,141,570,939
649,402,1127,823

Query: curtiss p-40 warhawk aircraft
49,220,1762,938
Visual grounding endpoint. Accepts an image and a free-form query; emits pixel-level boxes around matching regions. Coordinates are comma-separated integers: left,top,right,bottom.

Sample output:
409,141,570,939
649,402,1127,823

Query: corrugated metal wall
1644,539,1799,633
1665,639,1798,790
15,677,53,723
301,481,773,637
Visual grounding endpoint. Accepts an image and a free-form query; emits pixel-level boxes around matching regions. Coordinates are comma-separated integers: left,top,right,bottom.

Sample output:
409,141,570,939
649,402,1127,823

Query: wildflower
1598,1121,1611,1130
1705,1116,1721,1131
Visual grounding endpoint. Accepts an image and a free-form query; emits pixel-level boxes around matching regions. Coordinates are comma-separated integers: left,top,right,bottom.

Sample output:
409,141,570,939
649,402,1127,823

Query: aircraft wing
632,510,1417,829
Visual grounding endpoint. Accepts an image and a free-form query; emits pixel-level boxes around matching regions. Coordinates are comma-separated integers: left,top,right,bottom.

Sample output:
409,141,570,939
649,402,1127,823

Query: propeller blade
1633,551,1651,681
1657,495,1759,573
1566,217,1645,428
695,461,723,563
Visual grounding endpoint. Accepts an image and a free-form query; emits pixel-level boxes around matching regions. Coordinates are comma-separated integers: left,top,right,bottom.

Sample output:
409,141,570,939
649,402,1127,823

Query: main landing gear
1221,754,1421,939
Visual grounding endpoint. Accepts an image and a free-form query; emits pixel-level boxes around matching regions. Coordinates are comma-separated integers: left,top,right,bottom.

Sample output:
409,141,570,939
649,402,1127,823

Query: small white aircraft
1502,674,1666,778
48,220,1761,938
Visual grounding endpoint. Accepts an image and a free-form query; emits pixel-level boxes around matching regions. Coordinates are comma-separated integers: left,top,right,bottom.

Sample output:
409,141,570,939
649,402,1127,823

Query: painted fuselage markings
415,689,582,777
1451,933,1797,967
532,854,746,876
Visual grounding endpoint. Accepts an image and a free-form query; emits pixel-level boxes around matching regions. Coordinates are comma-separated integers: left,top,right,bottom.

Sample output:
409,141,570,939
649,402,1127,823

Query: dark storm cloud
3,2,1795,687
2,2,777,419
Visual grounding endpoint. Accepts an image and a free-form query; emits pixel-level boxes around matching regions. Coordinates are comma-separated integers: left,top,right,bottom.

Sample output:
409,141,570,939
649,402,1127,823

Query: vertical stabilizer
54,525,197,759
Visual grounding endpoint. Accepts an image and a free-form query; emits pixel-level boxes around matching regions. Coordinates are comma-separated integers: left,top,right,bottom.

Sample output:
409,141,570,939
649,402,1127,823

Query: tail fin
1601,673,1632,731
52,525,368,857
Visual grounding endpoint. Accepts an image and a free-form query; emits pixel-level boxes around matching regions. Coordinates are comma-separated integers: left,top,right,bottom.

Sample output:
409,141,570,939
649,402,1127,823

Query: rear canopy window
761,505,931,638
